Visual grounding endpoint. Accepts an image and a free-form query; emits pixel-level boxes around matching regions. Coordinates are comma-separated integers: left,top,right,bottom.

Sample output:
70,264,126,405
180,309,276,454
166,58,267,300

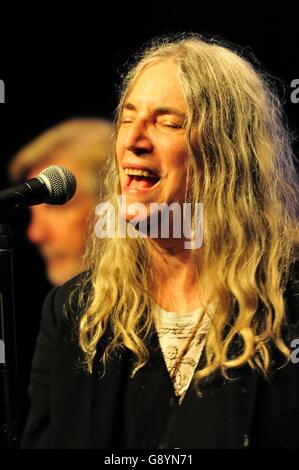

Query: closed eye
120,118,134,125
164,122,183,128
159,121,184,129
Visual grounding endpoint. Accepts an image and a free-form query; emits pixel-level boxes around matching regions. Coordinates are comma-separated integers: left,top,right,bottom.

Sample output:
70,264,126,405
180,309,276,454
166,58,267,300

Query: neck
149,238,198,282
148,238,214,313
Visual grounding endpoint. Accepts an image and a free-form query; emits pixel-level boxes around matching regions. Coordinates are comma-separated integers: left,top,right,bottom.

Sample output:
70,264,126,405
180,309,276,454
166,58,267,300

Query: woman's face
116,59,190,224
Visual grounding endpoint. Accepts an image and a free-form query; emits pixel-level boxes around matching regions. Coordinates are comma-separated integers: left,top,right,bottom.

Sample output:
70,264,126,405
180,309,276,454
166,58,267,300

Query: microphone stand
0,222,19,448
0,167,76,448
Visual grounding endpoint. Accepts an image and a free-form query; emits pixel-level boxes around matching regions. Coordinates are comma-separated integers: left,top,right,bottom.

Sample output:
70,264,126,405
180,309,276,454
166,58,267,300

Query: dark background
0,8,298,440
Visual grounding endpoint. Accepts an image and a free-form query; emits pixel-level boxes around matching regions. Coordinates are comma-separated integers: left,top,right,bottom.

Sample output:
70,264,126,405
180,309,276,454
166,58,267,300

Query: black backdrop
0,8,298,437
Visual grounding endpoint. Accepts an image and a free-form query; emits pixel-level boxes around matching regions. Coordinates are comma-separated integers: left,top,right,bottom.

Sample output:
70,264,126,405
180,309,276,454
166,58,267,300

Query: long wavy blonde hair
68,34,299,386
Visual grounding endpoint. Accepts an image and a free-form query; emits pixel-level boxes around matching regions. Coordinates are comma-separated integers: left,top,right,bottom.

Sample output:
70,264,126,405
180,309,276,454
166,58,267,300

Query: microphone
0,166,77,215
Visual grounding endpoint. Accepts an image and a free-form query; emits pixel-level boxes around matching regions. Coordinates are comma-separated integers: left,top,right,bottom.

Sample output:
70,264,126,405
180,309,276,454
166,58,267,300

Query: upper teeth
124,168,157,177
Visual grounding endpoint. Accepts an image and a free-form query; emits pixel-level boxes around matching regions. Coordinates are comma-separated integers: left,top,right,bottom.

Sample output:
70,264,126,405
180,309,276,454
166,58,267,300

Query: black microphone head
37,166,77,205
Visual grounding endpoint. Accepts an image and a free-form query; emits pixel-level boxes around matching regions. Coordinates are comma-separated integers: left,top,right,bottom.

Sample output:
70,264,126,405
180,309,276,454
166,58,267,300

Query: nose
27,206,50,245
124,119,153,155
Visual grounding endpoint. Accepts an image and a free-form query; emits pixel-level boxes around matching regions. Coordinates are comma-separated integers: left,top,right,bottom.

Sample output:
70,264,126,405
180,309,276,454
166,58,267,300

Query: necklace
168,309,211,382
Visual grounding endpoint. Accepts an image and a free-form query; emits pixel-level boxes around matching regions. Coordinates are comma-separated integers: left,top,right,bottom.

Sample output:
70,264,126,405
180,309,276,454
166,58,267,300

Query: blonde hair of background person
9,118,114,193
8,118,115,285
71,35,299,390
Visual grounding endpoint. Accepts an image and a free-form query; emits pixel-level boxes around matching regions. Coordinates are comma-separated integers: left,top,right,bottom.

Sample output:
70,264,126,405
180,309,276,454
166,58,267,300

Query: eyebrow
123,102,186,120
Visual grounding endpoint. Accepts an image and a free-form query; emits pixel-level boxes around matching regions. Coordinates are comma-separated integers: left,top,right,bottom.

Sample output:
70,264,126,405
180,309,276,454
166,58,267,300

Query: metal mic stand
0,222,19,448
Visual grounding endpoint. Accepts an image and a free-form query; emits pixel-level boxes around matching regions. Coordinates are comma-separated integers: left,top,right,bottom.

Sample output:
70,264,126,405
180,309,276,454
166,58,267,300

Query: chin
47,264,80,286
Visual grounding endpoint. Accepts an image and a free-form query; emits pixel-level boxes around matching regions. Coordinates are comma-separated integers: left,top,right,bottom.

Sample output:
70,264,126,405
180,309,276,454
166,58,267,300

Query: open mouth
124,168,161,191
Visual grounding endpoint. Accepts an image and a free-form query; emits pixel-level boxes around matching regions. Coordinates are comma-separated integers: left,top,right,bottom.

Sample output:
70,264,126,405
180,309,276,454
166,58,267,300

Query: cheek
164,168,188,202
57,209,90,236
55,223,85,253
72,210,91,231
165,160,188,183
161,139,189,170
116,131,125,162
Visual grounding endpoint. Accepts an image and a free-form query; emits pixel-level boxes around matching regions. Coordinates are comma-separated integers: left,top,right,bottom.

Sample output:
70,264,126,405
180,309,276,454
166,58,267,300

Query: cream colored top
153,301,218,405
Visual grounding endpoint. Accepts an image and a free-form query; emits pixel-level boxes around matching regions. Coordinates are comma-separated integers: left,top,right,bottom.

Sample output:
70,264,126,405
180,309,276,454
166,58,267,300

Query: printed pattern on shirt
154,303,217,404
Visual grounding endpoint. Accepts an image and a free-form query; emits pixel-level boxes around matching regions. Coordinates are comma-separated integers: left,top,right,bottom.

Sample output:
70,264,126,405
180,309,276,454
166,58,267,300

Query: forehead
26,152,92,196
125,60,186,111
26,153,83,179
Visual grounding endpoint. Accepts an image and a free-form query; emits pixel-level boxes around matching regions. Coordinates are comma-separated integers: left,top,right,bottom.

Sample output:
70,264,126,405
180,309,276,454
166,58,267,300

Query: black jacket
21,266,299,449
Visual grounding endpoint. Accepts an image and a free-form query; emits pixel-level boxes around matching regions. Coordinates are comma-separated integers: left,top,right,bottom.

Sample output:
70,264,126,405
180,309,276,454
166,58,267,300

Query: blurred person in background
8,118,115,285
